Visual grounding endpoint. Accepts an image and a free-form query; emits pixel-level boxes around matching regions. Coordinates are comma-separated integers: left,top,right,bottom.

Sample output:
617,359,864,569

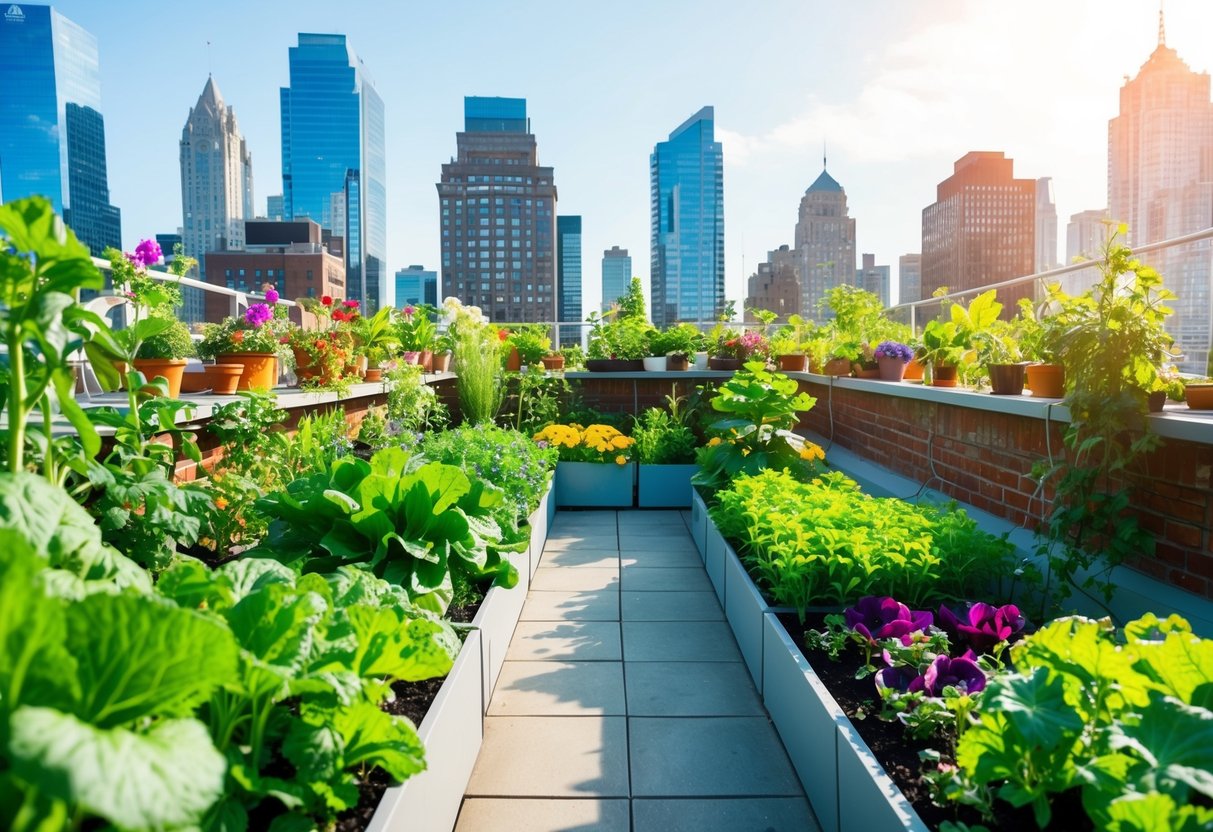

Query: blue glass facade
556,215,582,344
394,265,437,307
465,96,528,133
650,106,724,327
601,246,632,312
0,3,120,253
280,33,386,312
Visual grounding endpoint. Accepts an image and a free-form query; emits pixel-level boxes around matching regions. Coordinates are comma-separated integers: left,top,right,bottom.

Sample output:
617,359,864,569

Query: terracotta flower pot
1185,384,1213,410
708,357,741,371
401,351,422,366
420,350,434,373
903,358,925,381
219,352,278,391
667,354,690,371
432,352,452,373
988,363,1027,396
132,358,188,398
364,367,384,383
777,354,807,372
505,346,521,372
877,356,907,382
931,364,959,387
1147,390,1166,412
541,355,565,371
822,357,851,377
854,367,880,379
179,364,243,395
1025,363,1065,398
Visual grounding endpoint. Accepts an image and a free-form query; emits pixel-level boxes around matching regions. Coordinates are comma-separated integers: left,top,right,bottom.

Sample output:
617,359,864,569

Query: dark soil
778,612,1093,832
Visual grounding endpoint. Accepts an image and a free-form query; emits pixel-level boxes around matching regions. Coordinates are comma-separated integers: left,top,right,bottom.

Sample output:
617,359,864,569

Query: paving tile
467,716,629,797
625,661,765,716
537,548,619,568
617,510,685,531
632,797,818,832
622,621,742,662
629,716,804,797
522,590,619,622
621,591,723,621
619,547,702,568
506,621,622,661
620,565,711,592
530,567,619,592
542,536,619,552
618,534,699,553
489,662,626,716
456,798,631,832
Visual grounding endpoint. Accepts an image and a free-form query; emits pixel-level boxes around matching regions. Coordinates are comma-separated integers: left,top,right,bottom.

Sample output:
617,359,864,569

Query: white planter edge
723,543,768,694
689,488,708,563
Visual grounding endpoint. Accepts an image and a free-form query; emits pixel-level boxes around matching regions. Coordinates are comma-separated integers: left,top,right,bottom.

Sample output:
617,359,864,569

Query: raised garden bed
637,463,697,508
555,461,635,508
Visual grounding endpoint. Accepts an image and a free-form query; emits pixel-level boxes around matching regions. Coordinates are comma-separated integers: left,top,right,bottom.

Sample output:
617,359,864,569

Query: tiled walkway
456,510,819,832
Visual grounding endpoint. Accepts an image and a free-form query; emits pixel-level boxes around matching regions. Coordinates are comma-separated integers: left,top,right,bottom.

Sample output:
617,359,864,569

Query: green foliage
386,364,449,434
587,315,653,361
506,369,569,435
920,289,1001,370
951,614,1213,830
135,314,196,360
505,324,551,366
1036,227,1176,609
560,342,585,369
711,469,1016,619
454,320,504,424
616,276,646,320
396,303,437,352
253,447,516,614
692,362,820,492
632,403,698,465
0,197,110,475
650,323,703,357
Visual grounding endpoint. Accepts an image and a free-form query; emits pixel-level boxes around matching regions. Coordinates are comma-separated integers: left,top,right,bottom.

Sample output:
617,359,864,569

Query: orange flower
231,330,245,344
215,497,229,510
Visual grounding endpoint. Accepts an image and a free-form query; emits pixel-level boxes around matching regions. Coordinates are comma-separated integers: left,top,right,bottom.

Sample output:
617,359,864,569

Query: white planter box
704,520,727,605
367,629,484,832
474,550,530,712
689,488,708,563
723,546,768,693
760,613,929,832
527,479,553,580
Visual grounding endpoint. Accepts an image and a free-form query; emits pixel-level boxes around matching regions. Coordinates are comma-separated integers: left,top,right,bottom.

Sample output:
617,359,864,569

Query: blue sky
52,0,1213,310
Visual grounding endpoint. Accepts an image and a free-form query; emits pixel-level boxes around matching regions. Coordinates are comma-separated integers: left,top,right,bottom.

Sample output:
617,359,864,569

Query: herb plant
632,405,698,465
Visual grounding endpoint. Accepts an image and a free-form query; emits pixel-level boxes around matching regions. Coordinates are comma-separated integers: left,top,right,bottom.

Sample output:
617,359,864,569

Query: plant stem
8,332,26,473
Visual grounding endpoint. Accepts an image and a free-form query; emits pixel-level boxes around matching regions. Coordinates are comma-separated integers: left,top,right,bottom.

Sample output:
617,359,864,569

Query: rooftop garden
1,197,1209,831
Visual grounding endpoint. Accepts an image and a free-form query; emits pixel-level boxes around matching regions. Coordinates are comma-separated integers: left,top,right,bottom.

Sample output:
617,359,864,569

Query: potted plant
973,317,1025,395
432,330,454,373
559,343,584,370
353,305,398,382
1184,377,1213,410
541,349,565,371
873,340,913,382
507,325,551,370
710,330,768,371
534,423,636,507
918,289,1000,387
1016,292,1067,398
633,396,699,507
133,315,194,398
586,314,651,371
769,314,811,372
662,323,703,371
197,294,288,391
642,327,668,372
399,303,437,370
289,295,356,387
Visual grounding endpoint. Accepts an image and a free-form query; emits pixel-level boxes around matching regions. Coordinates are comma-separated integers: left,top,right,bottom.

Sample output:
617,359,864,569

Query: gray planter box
637,464,698,508
367,629,484,832
555,461,635,508
474,550,530,712
689,488,708,562
723,546,769,693
527,479,553,580
760,614,929,832
704,520,727,604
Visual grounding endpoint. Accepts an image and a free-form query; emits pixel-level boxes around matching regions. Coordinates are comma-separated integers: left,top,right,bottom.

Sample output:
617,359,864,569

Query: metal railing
883,226,1213,333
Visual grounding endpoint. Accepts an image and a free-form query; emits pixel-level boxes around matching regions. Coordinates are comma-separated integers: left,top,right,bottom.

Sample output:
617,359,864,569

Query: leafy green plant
454,318,504,424
397,303,437,352
387,364,449,434
135,315,195,360
651,323,703,358
253,447,516,614
507,369,569,435
711,469,1017,619
692,362,820,492
632,403,698,465
949,613,1213,830
506,324,551,366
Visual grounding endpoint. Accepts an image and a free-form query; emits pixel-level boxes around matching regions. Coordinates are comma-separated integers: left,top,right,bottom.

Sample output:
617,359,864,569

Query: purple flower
938,603,1025,652
844,596,934,644
265,288,280,304
132,238,162,268
874,665,925,694
921,654,986,696
244,303,272,328
874,340,913,363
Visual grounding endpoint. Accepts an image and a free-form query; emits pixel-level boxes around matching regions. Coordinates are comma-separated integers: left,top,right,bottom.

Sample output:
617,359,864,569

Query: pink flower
342,299,359,309
132,239,161,268
265,288,279,304
403,305,416,317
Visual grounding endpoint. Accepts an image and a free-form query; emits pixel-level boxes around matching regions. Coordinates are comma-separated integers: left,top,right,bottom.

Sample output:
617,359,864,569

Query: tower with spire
179,76,254,323
794,155,856,320
1108,4,1213,373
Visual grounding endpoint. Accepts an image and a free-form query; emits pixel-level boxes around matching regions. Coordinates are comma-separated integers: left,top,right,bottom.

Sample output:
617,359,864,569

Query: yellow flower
742,447,751,456
707,437,722,447
615,455,627,465
799,442,825,462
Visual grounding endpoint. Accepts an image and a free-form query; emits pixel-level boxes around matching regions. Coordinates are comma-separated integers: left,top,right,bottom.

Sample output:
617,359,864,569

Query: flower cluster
798,441,826,462
874,340,914,363
533,423,635,464
128,238,162,268
717,330,770,360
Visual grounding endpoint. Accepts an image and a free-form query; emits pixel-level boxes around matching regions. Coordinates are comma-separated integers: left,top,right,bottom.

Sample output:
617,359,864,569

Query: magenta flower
874,665,925,694
921,654,986,696
244,303,272,327
132,239,162,268
403,305,416,317
342,299,359,309
845,596,934,644
938,603,1025,652
265,288,280,304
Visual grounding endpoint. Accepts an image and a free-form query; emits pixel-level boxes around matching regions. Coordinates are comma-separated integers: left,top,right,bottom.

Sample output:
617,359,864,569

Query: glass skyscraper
0,3,121,253
394,265,437,307
650,106,724,327
601,245,632,312
556,215,582,344
280,33,387,312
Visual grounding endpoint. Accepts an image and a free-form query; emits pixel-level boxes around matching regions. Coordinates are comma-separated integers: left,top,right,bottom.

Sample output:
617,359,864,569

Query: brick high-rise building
795,163,856,321
437,97,558,324
921,151,1035,310
203,219,344,323
1108,11,1213,373
180,76,254,324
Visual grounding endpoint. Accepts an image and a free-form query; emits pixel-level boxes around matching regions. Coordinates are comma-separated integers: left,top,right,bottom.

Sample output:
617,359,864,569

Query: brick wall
796,380,1213,600
565,376,724,415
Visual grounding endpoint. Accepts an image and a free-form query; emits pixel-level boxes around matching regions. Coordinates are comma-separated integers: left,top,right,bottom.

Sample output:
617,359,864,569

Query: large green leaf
331,699,426,783
347,604,457,682
1132,631,1213,705
67,592,238,727
224,584,328,672
8,707,225,830
984,667,1084,749
1100,792,1213,832
1013,616,1151,713
1111,696,1213,800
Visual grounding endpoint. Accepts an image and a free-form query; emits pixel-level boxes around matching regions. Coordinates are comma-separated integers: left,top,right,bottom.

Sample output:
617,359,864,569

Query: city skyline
23,0,1213,316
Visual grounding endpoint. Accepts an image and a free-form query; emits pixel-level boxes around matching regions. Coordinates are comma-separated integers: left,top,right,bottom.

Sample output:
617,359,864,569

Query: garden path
456,509,820,832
